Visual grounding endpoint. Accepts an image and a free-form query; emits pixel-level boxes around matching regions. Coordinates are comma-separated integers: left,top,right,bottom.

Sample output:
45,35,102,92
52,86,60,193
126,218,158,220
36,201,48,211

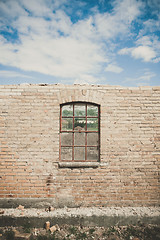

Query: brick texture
0,84,160,207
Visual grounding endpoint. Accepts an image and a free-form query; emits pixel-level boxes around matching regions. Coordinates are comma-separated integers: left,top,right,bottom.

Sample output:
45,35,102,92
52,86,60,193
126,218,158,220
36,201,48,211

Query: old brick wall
0,84,160,207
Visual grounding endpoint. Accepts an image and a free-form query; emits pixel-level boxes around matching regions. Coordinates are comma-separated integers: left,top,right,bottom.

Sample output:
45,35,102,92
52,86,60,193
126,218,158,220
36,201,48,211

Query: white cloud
153,57,160,63
0,0,27,20
0,0,107,82
0,0,146,83
125,71,156,86
146,0,160,14
105,63,123,73
136,36,153,46
144,18,160,33
94,0,142,40
118,47,131,55
0,34,105,79
117,1,160,64
0,70,34,79
119,45,157,62
19,0,52,17
131,45,156,62
74,74,99,84
112,0,142,22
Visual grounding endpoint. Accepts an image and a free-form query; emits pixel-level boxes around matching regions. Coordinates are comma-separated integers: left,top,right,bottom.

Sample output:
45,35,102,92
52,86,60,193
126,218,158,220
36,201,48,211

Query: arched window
60,102,100,162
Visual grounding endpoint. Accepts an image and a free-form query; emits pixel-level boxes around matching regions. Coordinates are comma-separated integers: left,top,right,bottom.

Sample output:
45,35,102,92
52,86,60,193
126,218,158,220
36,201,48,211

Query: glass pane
62,105,73,117
61,147,72,160
87,147,98,161
74,147,85,160
62,118,73,131
74,104,85,116
87,104,98,116
61,133,72,146
74,118,86,131
87,133,98,146
74,132,85,146
87,118,98,131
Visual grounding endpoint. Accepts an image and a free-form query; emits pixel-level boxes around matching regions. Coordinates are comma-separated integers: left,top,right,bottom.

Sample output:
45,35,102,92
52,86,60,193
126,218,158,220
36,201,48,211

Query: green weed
89,228,95,234
4,229,15,240
76,231,87,239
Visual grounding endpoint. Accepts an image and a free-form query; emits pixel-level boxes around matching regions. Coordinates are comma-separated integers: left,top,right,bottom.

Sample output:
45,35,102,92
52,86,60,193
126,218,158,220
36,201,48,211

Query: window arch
60,102,100,162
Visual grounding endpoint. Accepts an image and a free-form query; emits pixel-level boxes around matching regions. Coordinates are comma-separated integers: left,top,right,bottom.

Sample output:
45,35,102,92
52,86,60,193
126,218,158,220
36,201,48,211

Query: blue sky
0,0,160,86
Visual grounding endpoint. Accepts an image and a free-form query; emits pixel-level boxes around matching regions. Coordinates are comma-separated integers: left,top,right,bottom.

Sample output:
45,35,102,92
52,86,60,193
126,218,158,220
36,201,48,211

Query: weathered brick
0,84,159,207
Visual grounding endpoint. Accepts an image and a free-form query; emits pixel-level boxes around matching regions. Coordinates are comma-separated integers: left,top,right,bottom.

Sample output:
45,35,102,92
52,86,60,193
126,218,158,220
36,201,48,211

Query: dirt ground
0,207,160,239
0,223,160,240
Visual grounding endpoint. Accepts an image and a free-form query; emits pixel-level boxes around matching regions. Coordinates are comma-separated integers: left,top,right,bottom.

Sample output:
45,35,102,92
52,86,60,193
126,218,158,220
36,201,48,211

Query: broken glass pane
62,104,73,117
87,104,98,116
74,118,86,131
61,133,72,146
87,147,98,161
74,104,85,117
61,147,72,160
74,147,85,160
62,118,73,131
74,132,85,146
87,133,98,146
87,118,98,131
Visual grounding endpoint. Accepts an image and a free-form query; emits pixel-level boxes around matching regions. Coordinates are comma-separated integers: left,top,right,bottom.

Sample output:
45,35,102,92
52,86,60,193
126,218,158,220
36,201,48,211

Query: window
60,102,100,162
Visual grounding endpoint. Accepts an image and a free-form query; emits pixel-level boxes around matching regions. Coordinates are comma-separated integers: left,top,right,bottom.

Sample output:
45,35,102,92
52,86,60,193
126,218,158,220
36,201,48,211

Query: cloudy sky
0,0,160,86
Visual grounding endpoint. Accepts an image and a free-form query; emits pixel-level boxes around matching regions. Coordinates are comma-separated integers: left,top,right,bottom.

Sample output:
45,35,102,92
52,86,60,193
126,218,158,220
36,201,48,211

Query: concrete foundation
0,207,159,227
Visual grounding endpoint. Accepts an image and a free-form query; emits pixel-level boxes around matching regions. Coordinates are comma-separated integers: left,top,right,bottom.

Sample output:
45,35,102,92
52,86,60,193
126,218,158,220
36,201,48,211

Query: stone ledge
58,162,99,168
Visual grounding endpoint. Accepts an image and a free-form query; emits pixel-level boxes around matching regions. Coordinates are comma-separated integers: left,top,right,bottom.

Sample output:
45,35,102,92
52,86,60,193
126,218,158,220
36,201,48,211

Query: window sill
58,162,99,168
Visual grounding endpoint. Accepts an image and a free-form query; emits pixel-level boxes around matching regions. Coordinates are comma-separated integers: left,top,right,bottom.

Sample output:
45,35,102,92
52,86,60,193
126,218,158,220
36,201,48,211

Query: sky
0,0,160,86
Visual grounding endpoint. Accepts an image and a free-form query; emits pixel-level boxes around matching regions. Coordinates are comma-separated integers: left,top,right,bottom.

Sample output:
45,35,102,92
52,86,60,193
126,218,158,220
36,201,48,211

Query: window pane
62,105,73,116
74,104,85,116
61,133,72,146
74,132,85,146
87,104,98,116
62,118,73,131
74,147,85,160
87,133,98,146
87,118,98,131
87,147,98,161
74,118,86,131
61,147,72,160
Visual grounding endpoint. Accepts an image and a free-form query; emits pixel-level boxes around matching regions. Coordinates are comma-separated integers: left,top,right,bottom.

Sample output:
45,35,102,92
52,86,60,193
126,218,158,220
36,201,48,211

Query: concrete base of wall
0,207,160,227
0,198,57,209
1,215,160,228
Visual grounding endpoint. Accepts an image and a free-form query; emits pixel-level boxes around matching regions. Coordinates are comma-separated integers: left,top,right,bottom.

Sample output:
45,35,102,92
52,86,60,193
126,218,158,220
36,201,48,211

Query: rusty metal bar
60,130,99,133
61,145,98,147
72,103,74,161
85,104,87,161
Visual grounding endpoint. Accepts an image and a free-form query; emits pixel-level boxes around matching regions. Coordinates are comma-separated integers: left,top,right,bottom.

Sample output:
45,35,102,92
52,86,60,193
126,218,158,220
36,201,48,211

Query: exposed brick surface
0,84,160,207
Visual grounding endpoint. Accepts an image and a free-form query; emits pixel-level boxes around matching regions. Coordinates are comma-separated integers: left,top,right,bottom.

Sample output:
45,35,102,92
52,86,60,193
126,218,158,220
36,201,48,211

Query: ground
0,224,160,240
0,207,160,239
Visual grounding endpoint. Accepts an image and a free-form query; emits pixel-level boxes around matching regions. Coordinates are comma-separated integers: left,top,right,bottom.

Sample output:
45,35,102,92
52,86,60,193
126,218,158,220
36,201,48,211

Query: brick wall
0,84,160,207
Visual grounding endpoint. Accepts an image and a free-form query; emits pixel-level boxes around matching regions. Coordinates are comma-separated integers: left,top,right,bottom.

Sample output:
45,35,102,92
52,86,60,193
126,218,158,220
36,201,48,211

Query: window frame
60,102,100,162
